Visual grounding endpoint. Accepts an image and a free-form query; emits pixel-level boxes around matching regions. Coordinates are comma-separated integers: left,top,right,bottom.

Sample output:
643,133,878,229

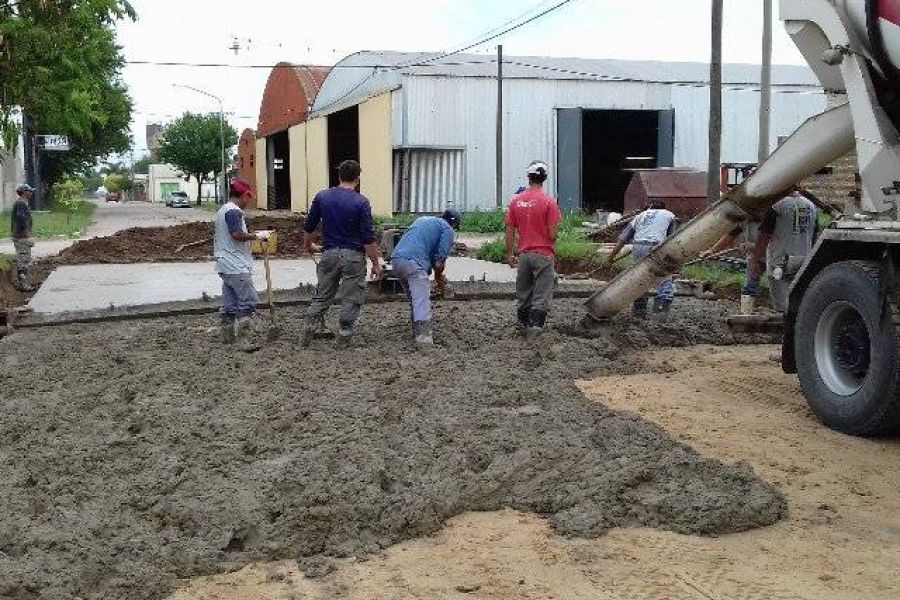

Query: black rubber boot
652,298,672,322
632,297,649,319
516,307,530,337
527,309,548,339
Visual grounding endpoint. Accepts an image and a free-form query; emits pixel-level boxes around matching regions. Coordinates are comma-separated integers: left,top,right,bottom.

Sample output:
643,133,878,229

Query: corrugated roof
311,50,820,117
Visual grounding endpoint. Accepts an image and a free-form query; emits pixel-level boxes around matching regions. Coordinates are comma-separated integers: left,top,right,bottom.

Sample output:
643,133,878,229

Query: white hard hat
526,161,549,176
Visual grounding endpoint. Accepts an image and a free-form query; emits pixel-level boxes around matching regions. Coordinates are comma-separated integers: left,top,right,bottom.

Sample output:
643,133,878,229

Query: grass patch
377,210,589,235
477,229,598,263
682,263,767,294
0,201,96,239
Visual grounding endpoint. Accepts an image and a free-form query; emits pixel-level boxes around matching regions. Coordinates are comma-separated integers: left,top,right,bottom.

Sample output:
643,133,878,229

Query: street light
172,84,226,203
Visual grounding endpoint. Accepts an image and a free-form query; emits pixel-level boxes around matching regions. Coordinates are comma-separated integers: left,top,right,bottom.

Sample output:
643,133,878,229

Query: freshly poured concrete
28,257,518,314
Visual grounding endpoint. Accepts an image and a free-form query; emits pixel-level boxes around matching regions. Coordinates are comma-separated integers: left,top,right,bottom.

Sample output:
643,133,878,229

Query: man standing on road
391,209,461,347
704,189,817,313
301,160,383,349
11,184,35,291
606,200,678,319
505,161,562,338
215,180,270,349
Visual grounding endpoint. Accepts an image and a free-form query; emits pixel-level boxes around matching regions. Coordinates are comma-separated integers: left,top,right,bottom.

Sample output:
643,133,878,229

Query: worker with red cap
214,180,270,350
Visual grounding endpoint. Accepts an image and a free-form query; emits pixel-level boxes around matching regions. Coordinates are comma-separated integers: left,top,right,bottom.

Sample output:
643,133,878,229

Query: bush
476,236,507,262
52,179,85,219
477,229,597,264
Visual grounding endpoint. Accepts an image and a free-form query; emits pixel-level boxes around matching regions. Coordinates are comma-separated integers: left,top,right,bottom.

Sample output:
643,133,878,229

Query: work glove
254,230,272,241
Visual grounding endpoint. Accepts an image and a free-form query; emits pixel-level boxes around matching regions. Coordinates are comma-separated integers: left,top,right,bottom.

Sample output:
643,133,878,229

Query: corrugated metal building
263,51,826,216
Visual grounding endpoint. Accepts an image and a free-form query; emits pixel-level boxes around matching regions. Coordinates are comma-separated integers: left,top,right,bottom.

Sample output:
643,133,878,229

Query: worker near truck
215,180,270,349
703,189,817,313
390,209,462,347
606,200,678,319
301,159,383,349
505,161,562,338
11,184,35,292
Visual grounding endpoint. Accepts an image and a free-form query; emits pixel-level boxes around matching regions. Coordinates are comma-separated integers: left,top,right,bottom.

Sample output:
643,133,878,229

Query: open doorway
556,108,674,213
327,106,360,187
269,130,291,209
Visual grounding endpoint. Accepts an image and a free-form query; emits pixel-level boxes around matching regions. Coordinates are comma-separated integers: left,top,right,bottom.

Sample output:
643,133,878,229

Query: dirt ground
0,297,788,600
168,345,900,600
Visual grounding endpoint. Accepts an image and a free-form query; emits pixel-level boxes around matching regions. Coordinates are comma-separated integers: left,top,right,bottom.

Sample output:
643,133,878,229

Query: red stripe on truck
880,0,900,27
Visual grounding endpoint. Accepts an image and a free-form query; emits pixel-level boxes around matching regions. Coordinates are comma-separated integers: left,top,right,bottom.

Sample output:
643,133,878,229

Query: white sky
117,0,807,155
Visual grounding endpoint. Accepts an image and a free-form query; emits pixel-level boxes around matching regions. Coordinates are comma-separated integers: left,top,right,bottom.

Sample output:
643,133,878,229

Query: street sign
37,135,71,151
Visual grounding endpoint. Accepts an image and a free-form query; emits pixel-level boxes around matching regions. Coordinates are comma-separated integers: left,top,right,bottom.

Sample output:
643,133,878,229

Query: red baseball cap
230,180,252,196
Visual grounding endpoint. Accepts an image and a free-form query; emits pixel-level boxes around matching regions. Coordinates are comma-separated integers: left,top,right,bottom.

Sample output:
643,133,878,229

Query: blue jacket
304,187,376,252
391,216,456,273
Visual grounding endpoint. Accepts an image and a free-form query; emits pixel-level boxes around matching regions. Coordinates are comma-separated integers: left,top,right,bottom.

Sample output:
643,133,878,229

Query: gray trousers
307,248,367,330
516,252,556,315
219,273,258,322
392,257,432,323
12,238,31,274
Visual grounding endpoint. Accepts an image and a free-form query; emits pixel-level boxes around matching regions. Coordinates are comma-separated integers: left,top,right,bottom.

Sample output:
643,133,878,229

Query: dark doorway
270,130,291,210
327,106,360,187
582,110,662,213
557,108,674,214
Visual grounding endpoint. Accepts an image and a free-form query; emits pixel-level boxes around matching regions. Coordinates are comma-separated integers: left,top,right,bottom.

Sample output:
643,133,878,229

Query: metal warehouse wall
672,86,826,168
393,74,825,211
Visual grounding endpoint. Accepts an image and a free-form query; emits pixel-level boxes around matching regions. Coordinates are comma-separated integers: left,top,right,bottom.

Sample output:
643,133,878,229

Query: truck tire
795,260,900,436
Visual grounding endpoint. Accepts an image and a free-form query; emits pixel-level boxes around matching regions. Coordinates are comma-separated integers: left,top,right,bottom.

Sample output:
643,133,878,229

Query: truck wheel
795,260,900,435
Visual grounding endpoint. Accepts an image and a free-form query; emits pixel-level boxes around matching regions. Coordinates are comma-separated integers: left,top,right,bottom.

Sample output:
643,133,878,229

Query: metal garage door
393,148,466,213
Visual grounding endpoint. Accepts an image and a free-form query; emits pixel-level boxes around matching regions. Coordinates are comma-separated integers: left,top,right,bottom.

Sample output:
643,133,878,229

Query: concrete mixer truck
585,0,900,436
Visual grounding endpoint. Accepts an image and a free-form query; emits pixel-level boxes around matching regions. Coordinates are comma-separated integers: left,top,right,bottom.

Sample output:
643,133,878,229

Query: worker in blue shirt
301,160,383,349
391,209,461,347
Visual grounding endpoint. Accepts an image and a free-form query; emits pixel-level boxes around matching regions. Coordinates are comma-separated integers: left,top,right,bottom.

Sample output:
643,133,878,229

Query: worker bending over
391,209,461,347
607,201,677,319
505,161,562,338
705,189,817,313
301,160,382,349
214,180,270,350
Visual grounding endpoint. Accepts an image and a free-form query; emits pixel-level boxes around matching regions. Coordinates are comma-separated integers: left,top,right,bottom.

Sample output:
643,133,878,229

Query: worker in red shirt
505,161,562,338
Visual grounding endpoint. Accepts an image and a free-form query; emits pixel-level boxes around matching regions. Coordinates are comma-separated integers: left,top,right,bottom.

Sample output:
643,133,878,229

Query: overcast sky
117,0,807,156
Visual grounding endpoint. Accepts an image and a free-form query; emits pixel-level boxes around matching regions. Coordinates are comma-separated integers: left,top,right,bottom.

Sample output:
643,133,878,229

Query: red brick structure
257,62,330,138
237,129,257,193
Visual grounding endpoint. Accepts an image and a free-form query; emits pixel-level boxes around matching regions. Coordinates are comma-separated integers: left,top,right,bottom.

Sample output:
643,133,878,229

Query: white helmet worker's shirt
631,209,677,245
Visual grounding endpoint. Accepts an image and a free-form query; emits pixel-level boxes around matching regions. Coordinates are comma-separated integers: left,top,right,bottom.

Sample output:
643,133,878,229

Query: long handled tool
262,241,282,342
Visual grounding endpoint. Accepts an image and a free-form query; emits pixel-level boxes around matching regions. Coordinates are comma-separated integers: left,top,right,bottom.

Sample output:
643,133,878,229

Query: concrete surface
0,198,214,258
28,257,520,314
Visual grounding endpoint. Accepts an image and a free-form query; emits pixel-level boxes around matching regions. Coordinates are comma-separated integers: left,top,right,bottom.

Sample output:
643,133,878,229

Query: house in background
147,163,215,203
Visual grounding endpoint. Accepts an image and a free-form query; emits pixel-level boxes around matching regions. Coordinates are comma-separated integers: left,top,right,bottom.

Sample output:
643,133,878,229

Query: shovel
261,240,283,342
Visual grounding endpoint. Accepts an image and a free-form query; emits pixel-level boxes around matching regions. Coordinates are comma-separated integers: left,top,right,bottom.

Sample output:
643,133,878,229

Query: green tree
156,112,238,205
0,1,135,185
104,172,131,193
132,154,153,175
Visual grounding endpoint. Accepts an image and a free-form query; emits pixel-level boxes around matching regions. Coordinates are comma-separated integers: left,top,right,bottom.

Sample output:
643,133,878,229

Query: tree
104,173,131,193
0,1,135,187
132,154,153,175
156,112,238,205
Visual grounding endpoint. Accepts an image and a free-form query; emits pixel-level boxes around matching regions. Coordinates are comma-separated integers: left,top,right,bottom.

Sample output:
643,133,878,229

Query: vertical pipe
496,44,503,209
758,0,773,164
707,0,723,204
219,104,226,204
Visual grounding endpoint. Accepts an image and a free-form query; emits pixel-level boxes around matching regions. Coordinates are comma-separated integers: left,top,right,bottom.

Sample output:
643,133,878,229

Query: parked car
105,191,121,203
165,191,191,208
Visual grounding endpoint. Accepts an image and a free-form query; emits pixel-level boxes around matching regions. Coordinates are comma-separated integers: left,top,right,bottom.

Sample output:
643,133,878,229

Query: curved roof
311,50,820,118
257,62,330,138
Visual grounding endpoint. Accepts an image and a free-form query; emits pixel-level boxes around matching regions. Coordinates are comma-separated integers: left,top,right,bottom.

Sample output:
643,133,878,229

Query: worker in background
606,200,678,319
704,189,817,313
215,180,270,349
301,159,383,349
390,209,461,347
11,184,35,292
505,161,562,338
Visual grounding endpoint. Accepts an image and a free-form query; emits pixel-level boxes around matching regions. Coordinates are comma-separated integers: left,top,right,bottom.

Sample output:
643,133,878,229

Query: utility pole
707,0,723,204
496,44,503,209
758,0,773,165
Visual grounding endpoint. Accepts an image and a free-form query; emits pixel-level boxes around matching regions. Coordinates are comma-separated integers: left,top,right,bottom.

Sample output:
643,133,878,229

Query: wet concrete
0,297,784,600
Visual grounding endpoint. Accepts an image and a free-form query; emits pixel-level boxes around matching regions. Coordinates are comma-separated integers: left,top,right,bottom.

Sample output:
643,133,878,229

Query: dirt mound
0,298,785,600
56,216,309,265
0,270,25,309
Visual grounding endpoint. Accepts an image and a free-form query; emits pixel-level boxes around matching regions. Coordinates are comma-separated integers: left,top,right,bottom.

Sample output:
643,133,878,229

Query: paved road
0,199,215,258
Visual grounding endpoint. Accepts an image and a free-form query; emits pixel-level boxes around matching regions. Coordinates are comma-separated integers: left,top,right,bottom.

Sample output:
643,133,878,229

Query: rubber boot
527,309,547,340
516,307,530,337
652,298,672,322
632,297,649,319
335,328,353,350
235,315,262,353
16,270,33,292
413,320,434,348
299,318,319,348
220,319,236,345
